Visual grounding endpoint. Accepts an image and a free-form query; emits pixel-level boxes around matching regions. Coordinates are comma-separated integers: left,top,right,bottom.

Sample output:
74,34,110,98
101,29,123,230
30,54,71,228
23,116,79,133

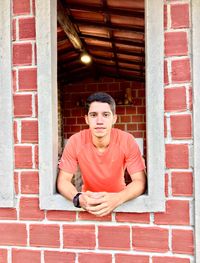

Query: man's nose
96,114,103,123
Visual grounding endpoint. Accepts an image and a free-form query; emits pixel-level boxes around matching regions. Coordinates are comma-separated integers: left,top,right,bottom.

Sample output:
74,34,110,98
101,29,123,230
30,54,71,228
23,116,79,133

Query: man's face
85,101,117,138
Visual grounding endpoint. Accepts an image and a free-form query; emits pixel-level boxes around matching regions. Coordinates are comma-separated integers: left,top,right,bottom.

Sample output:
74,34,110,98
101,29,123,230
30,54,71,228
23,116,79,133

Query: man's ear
113,114,117,125
85,115,89,125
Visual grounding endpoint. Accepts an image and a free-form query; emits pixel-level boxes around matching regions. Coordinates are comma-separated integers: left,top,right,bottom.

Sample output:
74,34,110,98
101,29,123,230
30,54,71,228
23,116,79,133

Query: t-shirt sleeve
59,135,78,173
125,134,146,175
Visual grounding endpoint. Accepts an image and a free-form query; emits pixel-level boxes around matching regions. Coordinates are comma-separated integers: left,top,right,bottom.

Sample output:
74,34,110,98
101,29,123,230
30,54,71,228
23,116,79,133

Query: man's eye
103,113,110,117
89,113,97,118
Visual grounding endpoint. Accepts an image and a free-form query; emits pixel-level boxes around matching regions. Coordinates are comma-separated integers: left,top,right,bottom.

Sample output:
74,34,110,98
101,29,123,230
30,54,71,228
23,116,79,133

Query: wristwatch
73,192,82,208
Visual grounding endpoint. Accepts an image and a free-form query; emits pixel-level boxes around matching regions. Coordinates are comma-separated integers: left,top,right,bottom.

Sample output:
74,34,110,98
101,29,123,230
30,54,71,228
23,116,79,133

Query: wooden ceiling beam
93,54,145,66
88,45,145,57
66,3,144,18
80,33,144,47
57,0,83,50
74,19,144,34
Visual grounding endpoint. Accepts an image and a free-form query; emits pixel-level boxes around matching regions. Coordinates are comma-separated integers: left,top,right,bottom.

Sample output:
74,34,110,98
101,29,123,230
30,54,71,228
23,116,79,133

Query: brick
29,224,60,248
44,251,75,263
172,172,193,196
120,116,131,123
165,173,169,197
0,208,17,220
164,5,167,29
154,200,190,225
188,87,192,110
165,144,189,169
170,114,192,139
14,121,19,143
164,87,187,112
34,144,39,168
19,68,37,91
171,4,189,29
164,60,169,85
153,256,190,263
14,94,32,117
13,69,17,92
0,249,7,263
172,229,194,254
165,32,188,57
171,59,191,83
132,115,144,123
15,146,32,169
116,106,125,115
98,226,130,250
79,253,112,263
125,106,137,115
46,210,76,221
13,43,32,66
14,172,19,194
63,225,96,249
78,211,112,221
19,197,45,221
13,0,31,15
21,171,39,194
16,147,32,171
21,120,38,143
13,19,17,41
12,249,40,263
115,254,149,263
132,227,169,252
19,17,36,40
0,223,27,246
115,212,150,224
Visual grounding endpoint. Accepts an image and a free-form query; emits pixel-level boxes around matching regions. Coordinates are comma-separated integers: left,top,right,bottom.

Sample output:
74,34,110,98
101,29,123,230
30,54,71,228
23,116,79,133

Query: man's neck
92,133,111,151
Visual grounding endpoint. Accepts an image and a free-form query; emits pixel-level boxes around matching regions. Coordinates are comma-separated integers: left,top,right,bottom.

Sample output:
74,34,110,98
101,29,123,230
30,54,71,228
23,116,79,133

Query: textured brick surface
15,146,33,169
29,224,60,248
165,31,188,56
0,224,27,246
172,230,194,254
165,144,189,169
171,172,193,196
132,227,169,252
165,87,187,112
154,200,190,225
63,225,96,249
0,249,7,263
12,249,41,263
79,253,112,263
44,251,75,263
20,171,39,194
19,197,45,221
115,254,149,263
98,226,130,250
171,4,190,29
170,114,192,139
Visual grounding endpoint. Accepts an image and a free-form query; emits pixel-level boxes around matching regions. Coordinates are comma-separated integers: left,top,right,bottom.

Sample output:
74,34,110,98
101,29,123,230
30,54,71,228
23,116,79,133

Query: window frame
0,0,15,207
36,0,165,212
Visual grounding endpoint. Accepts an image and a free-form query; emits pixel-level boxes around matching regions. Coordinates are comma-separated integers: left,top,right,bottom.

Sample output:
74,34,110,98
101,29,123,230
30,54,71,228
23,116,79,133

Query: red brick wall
0,0,194,262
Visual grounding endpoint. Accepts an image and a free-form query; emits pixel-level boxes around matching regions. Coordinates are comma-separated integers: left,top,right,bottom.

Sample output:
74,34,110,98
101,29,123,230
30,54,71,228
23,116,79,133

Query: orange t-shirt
59,128,145,192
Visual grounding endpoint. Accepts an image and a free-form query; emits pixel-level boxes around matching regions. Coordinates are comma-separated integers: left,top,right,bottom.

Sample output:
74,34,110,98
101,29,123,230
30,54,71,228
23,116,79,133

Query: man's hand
80,191,122,217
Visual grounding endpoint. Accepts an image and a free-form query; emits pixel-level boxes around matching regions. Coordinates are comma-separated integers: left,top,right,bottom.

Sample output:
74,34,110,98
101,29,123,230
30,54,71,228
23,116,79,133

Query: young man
57,92,146,217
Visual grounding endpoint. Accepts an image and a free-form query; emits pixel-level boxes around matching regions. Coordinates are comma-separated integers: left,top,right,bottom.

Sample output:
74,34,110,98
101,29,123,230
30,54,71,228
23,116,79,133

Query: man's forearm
117,178,146,206
57,177,78,201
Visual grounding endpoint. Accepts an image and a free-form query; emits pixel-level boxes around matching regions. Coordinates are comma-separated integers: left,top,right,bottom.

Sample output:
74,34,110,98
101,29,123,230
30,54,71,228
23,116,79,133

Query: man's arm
57,170,94,210
85,170,146,217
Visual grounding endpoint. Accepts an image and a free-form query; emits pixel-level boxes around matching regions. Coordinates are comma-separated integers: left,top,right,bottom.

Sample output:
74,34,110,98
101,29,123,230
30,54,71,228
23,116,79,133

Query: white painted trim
36,0,165,212
192,0,200,261
0,0,15,207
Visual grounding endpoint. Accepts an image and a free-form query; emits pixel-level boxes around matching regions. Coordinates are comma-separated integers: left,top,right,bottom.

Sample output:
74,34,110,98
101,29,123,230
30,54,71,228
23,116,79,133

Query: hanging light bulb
80,52,92,64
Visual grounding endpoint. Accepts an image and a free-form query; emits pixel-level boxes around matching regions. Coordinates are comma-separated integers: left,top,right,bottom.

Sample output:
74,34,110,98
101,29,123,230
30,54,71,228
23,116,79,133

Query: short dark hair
86,92,116,114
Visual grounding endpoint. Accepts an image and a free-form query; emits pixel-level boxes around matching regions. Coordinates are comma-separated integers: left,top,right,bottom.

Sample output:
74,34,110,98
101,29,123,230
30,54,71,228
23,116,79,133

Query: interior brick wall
0,0,194,262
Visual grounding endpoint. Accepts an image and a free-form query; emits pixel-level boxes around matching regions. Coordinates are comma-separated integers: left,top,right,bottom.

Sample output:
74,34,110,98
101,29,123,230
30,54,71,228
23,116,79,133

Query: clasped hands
79,191,122,217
